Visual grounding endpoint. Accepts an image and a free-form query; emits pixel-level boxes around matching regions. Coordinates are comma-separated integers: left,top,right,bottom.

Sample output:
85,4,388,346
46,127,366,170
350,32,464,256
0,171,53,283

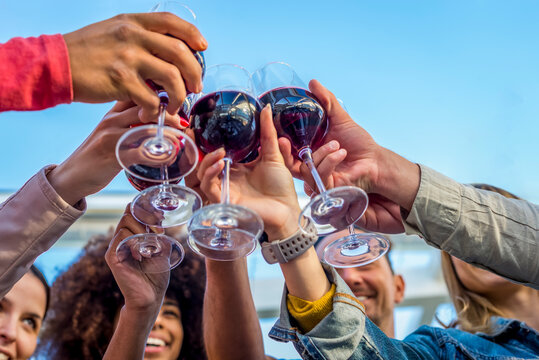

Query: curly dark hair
36,234,206,360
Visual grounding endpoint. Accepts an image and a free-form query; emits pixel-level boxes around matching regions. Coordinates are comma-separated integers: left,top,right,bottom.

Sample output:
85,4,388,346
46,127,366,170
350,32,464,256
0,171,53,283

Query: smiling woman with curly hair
36,233,206,360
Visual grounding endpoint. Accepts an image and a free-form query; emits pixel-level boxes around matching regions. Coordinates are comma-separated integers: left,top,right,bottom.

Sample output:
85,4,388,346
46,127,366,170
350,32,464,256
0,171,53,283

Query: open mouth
145,337,167,353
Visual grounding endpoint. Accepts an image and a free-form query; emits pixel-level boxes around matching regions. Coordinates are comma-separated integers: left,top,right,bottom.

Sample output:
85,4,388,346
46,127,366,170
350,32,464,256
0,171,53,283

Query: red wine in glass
123,129,187,191
190,90,260,162
259,87,328,158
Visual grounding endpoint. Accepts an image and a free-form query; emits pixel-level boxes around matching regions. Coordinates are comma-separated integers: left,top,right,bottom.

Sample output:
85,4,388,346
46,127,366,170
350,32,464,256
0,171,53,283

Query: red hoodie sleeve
0,34,73,112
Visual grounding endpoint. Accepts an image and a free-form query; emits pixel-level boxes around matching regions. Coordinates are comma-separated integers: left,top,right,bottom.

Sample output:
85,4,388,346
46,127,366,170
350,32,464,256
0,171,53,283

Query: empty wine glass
252,62,389,267
187,64,264,261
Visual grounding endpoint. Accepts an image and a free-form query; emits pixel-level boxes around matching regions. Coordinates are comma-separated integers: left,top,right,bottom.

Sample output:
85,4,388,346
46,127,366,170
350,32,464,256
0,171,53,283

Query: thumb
259,104,283,163
309,79,349,125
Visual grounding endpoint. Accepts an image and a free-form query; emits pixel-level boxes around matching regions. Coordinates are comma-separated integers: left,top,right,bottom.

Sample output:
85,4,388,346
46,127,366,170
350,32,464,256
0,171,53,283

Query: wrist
121,302,161,319
47,163,85,206
265,205,302,241
374,147,420,212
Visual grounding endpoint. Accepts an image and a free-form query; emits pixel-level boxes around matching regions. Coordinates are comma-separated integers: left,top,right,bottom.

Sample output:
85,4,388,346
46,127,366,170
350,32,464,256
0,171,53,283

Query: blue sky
1,0,538,202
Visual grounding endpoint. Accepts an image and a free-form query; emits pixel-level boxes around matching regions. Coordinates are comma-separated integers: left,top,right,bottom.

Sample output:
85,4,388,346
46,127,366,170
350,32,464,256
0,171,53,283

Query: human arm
198,106,439,359
103,207,169,360
0,101,167,297
204,259,271,360
197,106,330,359
1,12,207,119
284,79,538,288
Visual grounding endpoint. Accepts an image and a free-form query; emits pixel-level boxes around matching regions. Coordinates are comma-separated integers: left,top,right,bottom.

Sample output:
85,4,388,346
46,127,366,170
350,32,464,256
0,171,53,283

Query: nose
0,314,17,343
152,313,164,331
338,268,365,287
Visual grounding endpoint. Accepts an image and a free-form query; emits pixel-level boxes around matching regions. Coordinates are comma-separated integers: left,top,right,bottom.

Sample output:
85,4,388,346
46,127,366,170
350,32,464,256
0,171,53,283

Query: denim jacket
269,266,539,359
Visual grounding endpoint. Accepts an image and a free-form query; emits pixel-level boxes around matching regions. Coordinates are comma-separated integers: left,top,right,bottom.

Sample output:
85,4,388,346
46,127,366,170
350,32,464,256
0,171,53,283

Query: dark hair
29,264,50,318
36,234,206,360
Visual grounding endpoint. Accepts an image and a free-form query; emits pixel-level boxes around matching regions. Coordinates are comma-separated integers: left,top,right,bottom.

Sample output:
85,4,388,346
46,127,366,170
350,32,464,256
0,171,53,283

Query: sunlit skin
144,298,184,360
0,273,47,360
316,230,405,337
451,256,539,331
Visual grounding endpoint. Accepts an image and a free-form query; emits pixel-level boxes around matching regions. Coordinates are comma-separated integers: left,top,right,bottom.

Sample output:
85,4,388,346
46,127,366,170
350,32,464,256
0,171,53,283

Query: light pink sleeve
0,166,85,297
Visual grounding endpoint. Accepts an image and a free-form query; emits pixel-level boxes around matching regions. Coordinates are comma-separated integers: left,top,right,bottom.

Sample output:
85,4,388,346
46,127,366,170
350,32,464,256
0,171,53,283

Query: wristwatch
260,219,318,264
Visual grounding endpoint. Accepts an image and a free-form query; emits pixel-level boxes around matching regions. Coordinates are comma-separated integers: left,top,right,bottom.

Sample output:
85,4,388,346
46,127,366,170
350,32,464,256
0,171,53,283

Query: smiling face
144,297,184,360
317,231,405,337
0,273,47,360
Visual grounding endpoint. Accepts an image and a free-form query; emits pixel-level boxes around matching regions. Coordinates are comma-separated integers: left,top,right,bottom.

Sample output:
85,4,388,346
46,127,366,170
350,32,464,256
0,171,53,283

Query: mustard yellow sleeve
286,284,336,333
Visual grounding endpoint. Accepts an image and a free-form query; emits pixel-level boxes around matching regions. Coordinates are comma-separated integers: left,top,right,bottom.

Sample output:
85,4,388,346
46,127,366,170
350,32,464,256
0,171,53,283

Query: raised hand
63,12,207,122
279,80,412,233
105,206,170,312
197,105,301,239
47,101,180,206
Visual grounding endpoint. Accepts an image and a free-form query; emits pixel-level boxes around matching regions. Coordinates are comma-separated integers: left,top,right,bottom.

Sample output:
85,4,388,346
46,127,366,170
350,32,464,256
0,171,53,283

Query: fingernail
212,160,223,169
179,117,190,129
328,140,339,150
338,149,347,156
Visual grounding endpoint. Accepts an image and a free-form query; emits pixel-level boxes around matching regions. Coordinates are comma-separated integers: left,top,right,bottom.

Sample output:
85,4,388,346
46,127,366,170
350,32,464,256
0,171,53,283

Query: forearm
103,306,159,360
0,166,85,297
265,205,331,301
204,259,267,360
404,165,539,288
0,34,72,112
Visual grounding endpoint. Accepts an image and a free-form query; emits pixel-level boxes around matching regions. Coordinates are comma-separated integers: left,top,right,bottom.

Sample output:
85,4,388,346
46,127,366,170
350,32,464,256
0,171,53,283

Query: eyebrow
163,299,179,307
25,312,43,321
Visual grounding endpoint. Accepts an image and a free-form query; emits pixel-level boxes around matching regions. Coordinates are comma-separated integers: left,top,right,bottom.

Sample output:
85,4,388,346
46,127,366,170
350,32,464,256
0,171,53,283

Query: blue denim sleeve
269,265,442,360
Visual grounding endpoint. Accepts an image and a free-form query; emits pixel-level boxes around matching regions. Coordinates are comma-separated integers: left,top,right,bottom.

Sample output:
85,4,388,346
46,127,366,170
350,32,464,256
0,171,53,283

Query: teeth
0,354,9,360
356,296,367,302
146,337,166,347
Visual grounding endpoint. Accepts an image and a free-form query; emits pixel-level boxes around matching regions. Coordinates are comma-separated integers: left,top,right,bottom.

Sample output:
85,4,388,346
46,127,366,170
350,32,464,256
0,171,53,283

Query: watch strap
260,220,318,264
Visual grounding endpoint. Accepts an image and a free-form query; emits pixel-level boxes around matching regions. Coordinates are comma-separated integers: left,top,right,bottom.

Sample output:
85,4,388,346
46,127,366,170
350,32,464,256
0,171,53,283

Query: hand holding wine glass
63,10,207,122
105,205,171,313
48,101,159,207
281,79,406,234
196,105,302,239
253,63,389,267
187,64,264,260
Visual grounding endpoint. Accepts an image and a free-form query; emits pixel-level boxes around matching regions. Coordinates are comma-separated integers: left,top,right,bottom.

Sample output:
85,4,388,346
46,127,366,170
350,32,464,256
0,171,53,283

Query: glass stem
221,157,232,204
156,100,167,141
348,224,355,235
300,148,327,194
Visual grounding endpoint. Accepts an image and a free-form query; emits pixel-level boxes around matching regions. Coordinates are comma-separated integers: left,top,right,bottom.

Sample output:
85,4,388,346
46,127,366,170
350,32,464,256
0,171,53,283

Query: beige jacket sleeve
403,165,539,289
0,165,86,297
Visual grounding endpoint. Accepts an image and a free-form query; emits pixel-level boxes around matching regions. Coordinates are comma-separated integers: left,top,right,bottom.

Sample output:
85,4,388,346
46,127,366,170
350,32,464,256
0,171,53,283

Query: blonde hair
439,183,521,334
440,252,506,334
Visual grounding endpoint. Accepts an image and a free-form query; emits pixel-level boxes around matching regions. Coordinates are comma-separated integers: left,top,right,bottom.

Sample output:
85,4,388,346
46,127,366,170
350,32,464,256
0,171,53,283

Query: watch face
258,231,269,244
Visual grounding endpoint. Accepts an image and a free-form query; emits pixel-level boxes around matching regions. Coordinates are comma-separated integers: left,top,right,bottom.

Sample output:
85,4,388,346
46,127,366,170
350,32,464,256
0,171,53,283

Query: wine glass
252,62,389,267
151,1,206,126
187,64,264,261
113,2,205,272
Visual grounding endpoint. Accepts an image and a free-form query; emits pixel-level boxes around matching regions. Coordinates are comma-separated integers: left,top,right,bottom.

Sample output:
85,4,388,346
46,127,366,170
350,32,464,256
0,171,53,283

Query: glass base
187,203,262,261
116,233,185,273
322,233,390,268
131,184,202,228
301,186,368,235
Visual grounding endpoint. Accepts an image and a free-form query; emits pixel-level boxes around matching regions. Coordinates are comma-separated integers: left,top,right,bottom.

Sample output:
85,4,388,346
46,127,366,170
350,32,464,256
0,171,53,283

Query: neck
489,286,539,331
375,314,395,338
